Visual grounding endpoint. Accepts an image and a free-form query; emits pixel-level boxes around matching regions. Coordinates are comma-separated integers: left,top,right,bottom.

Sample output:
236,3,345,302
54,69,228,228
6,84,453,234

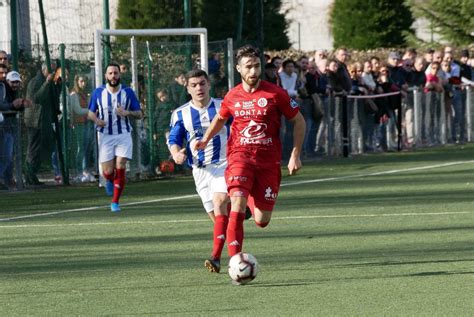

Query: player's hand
194,139,208,151
116,107,129,118
95,119,106,127
172,148,187,165
287,155,302,176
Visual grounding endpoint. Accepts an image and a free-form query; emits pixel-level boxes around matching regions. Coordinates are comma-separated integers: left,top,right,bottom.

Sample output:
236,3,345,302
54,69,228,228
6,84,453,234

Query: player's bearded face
238,57,261,87
105,66,121,87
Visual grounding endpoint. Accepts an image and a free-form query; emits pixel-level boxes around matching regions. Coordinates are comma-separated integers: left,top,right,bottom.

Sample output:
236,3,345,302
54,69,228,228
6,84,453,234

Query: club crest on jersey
264,187,278,201
257,98,268,108
290,98,299,109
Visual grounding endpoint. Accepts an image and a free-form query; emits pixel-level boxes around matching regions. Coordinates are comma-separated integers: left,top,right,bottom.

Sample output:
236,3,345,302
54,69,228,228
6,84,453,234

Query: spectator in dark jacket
334,48,352,93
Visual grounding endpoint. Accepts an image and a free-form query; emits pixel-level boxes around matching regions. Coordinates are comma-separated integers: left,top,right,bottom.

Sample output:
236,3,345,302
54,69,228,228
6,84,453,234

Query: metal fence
1,84,473,191
0,39,234,191
315,85,473,157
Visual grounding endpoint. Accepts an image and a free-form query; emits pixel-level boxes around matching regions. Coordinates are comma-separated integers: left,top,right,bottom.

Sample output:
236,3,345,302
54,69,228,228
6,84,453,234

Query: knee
255,220,269,228
213,194,230,214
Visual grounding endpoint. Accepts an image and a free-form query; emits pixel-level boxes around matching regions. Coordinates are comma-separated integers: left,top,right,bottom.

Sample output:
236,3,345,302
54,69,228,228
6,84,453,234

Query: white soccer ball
228,252,259,285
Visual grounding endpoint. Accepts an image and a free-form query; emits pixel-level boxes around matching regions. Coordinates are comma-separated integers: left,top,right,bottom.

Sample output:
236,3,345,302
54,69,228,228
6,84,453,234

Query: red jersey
424,73,439,93
220,80,299,158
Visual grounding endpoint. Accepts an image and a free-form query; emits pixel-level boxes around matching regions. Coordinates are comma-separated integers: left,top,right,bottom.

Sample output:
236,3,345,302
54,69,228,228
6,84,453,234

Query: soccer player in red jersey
196,45,306,257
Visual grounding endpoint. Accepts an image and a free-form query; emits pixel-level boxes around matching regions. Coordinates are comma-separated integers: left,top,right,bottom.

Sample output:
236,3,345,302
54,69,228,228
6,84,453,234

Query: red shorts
225,151,281,211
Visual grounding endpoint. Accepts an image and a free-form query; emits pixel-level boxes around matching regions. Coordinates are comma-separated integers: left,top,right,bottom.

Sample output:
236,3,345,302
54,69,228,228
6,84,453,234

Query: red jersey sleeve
276,87,299,120
219,94,232,119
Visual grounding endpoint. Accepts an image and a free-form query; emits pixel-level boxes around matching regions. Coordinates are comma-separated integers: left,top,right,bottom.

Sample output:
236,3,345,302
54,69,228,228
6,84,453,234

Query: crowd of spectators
264,46,474,156
0,46,473,190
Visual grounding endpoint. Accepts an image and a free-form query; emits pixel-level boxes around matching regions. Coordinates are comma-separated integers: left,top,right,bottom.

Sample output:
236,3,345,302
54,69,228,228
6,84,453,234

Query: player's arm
117,89,143,119
116,107,143,119
195,114,227,150
87,90,106,127
167,111,188,165
287,111,305,176
88,110,106,127
169,145,187,165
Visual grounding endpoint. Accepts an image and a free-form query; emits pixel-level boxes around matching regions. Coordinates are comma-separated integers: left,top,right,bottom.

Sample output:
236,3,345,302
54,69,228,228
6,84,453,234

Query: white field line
1,160,473,224
0,194,198,222
0,210,472,229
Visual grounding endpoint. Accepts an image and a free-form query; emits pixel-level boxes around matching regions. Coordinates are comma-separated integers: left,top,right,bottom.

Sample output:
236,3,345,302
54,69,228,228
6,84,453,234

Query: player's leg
251,163,281,228
101,159,115,196
204,164,229,272
205,192,229,273
111,156,127,210
110,134,133,212
252,207,273,227
225,161,254,257
227,195,247,256
98,134,116,196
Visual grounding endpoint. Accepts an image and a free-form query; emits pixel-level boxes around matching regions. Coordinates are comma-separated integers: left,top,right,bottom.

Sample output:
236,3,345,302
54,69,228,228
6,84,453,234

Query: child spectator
425,62,444,93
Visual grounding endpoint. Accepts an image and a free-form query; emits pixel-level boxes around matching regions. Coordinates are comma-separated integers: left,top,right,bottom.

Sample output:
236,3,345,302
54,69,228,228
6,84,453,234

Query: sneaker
110,202,121,212
204,258,221,273
245,206,252,220
105,180,114,196
54,175,62,185
87,173,96,182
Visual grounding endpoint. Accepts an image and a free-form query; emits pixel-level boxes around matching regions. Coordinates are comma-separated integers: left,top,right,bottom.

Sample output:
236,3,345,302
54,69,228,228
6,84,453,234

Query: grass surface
1,145,474,316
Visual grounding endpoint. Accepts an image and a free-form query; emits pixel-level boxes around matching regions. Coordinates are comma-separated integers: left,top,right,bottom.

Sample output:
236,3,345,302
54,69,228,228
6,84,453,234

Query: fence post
145,42,155,173
466,86,472,142
227,38,234,90
15,112,24,190
130,36,141,177
60,43,70,185
341,95,349,157
440,91,446,145
413,88,421,146
326,94,334,156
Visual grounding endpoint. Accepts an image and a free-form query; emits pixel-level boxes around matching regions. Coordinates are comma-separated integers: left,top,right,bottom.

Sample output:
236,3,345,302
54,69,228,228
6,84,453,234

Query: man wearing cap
387,51,408,92
0,68,31,189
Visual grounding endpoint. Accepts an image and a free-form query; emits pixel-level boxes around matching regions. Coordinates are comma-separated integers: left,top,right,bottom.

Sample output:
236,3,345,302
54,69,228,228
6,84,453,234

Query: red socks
227,211,245,257
112,168,126,203
103,170,114,182
211,215,229,260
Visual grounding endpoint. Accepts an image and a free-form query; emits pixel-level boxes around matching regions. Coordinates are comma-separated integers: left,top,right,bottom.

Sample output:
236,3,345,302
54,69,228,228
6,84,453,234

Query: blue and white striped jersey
168,98,229,168
88,84,141,135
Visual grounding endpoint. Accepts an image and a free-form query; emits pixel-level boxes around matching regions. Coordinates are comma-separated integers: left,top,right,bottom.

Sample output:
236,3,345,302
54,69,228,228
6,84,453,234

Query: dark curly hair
235,45,260,64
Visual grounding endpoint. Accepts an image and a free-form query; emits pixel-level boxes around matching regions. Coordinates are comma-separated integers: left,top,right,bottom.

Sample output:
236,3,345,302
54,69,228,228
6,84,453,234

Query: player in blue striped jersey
168,69,230,273
88,62,142,212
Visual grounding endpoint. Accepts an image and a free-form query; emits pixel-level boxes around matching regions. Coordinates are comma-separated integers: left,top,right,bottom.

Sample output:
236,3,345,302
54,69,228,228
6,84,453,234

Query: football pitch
1,146,474,316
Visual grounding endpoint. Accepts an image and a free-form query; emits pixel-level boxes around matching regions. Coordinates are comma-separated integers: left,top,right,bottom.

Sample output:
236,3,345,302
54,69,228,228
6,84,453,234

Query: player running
167,69,231,273
88,62,142,212
196,45,306,258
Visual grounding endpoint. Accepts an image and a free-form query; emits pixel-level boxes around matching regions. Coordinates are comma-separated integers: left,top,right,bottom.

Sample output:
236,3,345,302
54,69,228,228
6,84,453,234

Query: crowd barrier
1,85,473,191
316,86,473,157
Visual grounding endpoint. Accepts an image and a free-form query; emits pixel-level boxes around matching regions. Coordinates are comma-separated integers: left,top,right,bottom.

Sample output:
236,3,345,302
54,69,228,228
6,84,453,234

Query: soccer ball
228,252,259,285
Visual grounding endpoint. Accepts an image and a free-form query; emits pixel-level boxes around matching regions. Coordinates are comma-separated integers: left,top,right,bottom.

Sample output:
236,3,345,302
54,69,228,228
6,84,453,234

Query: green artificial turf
1,145,473,316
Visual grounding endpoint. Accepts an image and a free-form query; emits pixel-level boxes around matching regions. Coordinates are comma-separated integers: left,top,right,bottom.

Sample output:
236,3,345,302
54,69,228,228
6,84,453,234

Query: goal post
93,28,209,89
92,28,235,180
